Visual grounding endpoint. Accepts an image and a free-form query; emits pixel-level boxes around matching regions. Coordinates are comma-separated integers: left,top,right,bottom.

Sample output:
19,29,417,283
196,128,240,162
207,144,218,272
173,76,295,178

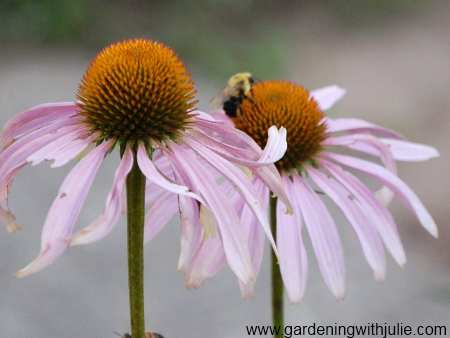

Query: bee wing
209,88,228,109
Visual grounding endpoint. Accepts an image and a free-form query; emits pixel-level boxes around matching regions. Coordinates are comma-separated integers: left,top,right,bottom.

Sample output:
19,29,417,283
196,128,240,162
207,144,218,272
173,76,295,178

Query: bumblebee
212,72,255,118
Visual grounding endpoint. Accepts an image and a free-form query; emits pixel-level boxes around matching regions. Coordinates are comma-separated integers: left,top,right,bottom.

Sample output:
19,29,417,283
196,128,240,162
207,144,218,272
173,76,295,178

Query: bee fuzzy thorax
77,39,197,145
218,72,254,118
231,80,326,172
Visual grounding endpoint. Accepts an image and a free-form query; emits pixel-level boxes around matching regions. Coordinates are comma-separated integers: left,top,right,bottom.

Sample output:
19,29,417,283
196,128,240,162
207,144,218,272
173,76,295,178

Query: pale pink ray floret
1,102,290,284
193,85,439,301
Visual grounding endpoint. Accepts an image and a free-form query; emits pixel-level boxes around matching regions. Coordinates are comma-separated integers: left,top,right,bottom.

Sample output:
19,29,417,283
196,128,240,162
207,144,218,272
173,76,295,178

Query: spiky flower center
77,39,197,144
232,81,326,172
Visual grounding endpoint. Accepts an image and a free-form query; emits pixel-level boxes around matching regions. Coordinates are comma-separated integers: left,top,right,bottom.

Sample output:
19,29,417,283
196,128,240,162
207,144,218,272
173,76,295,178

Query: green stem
126,152,147,338
270,195,284,338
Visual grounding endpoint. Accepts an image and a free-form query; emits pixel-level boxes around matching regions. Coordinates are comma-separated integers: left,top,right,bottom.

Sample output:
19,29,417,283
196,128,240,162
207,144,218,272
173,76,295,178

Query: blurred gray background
0,1,449,337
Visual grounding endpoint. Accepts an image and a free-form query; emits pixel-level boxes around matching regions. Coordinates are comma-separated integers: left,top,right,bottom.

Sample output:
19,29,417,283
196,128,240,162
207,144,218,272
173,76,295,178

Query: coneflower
206,79,438,335
0,40,289,338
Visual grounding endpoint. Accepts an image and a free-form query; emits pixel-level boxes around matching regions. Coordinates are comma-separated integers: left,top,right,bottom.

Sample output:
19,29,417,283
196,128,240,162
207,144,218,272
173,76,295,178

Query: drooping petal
276,176,308,302
325,118,404,139
167,143,254,285
168,163,204,272
189,126,285,167
50,135,97,168
143,190,178,243
321,159,406,265
239,178,269,298
310,85,346,111
184,136,278,257
379,138,440,162
325,135,439,162
16,140,112,277
0,122,86,228
137,143,201,200
308,167,386,280
26,124,88,166
1,102,78,147
184,227,227,288
70,146,134,246
192,115,292,209
324,133,397,205
323,152,438,237
291,174,345,299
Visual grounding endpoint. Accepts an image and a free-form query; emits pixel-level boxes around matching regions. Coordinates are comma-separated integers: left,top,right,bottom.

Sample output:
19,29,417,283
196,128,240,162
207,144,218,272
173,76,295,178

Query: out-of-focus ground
0,1,449,337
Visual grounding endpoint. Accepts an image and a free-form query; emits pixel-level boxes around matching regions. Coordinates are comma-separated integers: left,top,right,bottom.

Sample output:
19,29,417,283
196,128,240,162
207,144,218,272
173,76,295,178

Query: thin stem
270,195,284,338
126,152,147,338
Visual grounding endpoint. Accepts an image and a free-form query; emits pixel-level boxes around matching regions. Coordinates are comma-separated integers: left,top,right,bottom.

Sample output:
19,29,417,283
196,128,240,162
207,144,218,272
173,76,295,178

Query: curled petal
259,126,287,163
310,85,346,111
17,141,112,277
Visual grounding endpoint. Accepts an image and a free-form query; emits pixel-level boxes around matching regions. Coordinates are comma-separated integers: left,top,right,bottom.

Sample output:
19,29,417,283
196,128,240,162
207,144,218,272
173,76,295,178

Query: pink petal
308,167,386,280
189,128,278,167
137,143,200,200
379,138,439,162
1,102,78,147
259,126,287,163
192,116,292,209
325,118,404,139
323,152,438,238
291,175,345,299
276,175,308,302
167,143,254,285
239,178,269,298
143,191,178,243
193,114,264,153
209,111,235,126
254,165,292,214
26,125,88,166
184,136,278,257
310,85,346,111
325,133,397,205
184,231,226,288
169,164,204,272
16,140,112,277
71,146,134,246
50,136,96,168
321,160,406,265
0,123,84,223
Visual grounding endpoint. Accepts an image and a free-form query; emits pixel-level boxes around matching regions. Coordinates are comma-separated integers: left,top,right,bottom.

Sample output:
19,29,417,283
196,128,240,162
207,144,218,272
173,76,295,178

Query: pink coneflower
207,80,439,301
0,39,288,288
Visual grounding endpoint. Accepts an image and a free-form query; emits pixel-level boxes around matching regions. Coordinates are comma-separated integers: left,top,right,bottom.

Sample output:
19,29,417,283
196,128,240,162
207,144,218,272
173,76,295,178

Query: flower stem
270,195,284,338
126,153,147,338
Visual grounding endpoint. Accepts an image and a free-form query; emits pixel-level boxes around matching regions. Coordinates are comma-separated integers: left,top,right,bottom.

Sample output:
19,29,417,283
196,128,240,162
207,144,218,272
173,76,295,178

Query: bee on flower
196,76,439,301
0,40,290,287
